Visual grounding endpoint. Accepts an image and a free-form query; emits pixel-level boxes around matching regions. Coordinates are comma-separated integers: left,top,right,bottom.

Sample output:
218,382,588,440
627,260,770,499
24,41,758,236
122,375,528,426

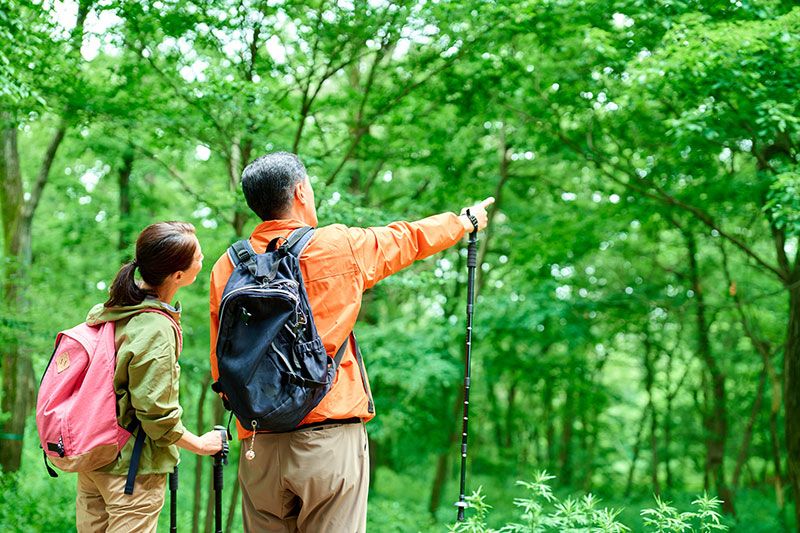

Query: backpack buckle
47,437,65,458
235,248,252,263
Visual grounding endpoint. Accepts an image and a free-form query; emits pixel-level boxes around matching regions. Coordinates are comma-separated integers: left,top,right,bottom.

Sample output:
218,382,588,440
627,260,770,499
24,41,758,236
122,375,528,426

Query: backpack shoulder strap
284,227,315,258
124,419,147,495
228,239,258,277
332,334,349,370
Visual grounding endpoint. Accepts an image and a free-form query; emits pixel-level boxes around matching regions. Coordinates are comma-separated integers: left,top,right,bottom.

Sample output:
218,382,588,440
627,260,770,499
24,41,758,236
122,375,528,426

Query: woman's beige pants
76,471,166,533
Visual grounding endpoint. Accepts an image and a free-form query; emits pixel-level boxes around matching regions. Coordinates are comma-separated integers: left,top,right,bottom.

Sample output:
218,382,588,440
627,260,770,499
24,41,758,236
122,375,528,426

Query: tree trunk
581,396,599,491
625,403,650,497
428,385,461,517
0,127,26,471
117,148,134,252
505,379,517,450
543,378,555,468
685,231,733,514
768,390,785,509
192,377,210,533
0,125,61,471
664,351,675,490
227,139,249,237
732,366,766,488
784,283,800,528
558,387,575,485
0,0,82,470
719,238,786,508
0,352,33,472
486,383,501,448
643,335,660,496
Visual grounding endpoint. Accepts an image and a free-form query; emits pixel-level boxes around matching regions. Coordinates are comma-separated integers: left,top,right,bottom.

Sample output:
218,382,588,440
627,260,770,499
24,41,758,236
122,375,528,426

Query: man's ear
294,179,307,205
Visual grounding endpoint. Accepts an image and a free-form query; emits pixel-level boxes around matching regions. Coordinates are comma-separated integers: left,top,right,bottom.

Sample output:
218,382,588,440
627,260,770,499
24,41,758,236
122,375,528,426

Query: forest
1,0,799,531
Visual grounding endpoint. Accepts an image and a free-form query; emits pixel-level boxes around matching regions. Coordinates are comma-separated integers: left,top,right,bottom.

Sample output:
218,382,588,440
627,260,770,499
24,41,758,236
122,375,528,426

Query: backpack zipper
219,285,298,321
217,285,300,354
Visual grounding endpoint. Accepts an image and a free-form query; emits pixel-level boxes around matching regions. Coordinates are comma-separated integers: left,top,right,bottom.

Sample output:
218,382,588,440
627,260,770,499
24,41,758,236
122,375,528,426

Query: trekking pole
456,212,479,522
169,465,178,532
213,425,229,533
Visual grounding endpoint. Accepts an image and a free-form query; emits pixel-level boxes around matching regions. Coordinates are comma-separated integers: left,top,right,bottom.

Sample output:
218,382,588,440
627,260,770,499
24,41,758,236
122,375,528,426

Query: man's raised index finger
480,197,496,208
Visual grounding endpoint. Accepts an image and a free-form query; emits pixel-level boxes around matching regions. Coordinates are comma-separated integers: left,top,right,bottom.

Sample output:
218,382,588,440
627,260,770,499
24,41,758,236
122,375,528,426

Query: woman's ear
167,270,184,286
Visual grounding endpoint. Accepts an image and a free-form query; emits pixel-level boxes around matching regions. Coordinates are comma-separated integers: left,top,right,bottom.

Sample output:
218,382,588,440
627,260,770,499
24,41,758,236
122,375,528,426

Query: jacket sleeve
347,212,466,290
209,255,234,383
124,316,186,447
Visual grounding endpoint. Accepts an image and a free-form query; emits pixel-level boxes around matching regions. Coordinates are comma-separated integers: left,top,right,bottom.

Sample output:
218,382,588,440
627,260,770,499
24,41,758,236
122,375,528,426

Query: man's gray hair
241,152,307,221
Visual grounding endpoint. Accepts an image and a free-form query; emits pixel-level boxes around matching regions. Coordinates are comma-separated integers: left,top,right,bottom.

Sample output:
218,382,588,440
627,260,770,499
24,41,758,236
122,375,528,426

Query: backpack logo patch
56,352,70,373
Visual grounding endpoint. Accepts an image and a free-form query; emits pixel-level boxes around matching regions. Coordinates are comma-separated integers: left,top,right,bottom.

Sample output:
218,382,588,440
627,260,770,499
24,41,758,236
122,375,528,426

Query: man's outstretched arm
347,197,494,290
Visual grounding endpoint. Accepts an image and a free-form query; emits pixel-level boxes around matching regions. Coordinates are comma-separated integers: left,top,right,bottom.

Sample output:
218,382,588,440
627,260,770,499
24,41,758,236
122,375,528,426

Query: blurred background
1,0,798,530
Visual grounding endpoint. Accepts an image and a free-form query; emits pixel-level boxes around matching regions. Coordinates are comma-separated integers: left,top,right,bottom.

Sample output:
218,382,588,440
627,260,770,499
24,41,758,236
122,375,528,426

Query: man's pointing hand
459,197,495,233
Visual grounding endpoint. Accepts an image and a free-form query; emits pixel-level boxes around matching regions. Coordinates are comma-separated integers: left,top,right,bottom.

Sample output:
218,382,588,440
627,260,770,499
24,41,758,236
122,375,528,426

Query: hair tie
132,259,139,268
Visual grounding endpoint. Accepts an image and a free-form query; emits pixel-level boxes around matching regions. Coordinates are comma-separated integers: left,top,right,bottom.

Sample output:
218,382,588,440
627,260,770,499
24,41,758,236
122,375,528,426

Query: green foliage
0,472,75,532
641,494,726,533
1,0,798,530
765,170,800,236
450,473,730,533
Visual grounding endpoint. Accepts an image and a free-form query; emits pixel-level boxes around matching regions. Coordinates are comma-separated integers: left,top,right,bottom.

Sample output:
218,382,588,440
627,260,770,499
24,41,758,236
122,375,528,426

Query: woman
76,221,222,532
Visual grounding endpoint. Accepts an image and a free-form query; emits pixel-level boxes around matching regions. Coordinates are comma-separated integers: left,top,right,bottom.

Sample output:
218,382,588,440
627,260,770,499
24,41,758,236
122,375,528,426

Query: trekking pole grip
465,209,479,268
213,425,229,469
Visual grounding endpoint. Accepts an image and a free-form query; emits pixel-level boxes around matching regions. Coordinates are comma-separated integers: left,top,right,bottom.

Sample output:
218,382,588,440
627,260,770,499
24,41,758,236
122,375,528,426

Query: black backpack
212,227,348,432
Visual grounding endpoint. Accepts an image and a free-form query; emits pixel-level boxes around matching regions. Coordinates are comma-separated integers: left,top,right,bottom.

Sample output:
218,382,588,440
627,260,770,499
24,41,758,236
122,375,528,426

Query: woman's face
177,235,203,287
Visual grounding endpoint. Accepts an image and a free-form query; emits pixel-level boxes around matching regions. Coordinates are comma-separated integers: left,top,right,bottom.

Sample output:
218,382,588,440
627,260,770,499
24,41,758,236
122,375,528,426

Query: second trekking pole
455,211,480,522
212,425,229,533
169,466,178,532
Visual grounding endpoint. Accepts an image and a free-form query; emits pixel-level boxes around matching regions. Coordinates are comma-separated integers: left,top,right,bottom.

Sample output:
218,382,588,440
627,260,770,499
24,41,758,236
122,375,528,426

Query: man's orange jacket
209,213,466,438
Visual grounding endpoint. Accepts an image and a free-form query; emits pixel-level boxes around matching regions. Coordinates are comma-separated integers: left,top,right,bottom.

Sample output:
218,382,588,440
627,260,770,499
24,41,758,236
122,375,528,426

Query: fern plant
449,471,728,533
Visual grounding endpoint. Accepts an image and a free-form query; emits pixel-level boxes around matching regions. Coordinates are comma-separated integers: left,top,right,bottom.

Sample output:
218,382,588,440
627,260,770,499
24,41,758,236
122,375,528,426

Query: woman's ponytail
103,221,197,308
105,261,151,307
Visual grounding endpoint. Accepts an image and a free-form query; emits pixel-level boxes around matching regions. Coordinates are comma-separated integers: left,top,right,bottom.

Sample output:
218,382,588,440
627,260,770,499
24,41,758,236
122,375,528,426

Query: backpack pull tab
241,307,252,325
245,421,257,461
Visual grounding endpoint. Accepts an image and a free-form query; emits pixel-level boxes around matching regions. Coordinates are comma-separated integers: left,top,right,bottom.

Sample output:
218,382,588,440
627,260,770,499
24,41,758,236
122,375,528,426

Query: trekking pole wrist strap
465,209,479,233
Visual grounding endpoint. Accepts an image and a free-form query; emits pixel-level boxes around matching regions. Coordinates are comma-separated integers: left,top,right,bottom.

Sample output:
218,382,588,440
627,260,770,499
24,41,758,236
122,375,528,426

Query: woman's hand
176,429,224,456
197,430,224,455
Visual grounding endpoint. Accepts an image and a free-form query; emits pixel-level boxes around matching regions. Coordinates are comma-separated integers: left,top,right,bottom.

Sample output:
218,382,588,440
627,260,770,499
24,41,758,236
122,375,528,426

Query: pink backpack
36,309,181,493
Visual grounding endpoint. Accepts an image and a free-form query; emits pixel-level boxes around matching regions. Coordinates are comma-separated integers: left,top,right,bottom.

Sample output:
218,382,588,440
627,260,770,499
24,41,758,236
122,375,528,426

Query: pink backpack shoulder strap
135,309,183,356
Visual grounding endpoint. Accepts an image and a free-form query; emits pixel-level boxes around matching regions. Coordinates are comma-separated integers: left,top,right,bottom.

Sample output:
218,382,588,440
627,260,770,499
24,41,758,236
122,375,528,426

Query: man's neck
284,206,315,226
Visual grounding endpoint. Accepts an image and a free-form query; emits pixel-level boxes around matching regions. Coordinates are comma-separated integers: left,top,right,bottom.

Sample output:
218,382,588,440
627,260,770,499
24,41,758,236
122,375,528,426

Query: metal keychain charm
246,420,257,460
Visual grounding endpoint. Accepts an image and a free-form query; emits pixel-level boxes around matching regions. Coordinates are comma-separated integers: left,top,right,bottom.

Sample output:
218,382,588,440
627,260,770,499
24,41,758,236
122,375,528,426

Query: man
209,151,492,532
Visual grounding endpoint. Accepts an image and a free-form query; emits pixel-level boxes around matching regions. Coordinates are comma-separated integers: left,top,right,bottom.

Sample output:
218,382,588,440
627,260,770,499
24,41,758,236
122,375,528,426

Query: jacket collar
251,219,306,237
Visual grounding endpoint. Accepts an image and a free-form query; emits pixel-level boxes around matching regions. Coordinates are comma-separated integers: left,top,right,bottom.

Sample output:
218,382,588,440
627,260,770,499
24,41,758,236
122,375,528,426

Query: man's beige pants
76,471,166,533
239,421,369,532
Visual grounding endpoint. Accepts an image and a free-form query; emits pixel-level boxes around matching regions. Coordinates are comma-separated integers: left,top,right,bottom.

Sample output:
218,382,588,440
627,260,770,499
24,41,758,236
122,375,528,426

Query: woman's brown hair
105,221,197,307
